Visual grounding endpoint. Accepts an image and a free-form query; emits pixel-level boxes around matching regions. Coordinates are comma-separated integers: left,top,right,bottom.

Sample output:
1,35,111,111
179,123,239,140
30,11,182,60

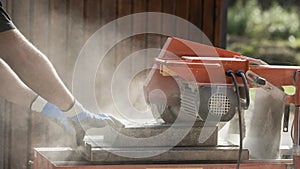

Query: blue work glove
64,100,124,146
41,102,74,133
31,96,74,133
31,96,124,146
65,100,124,130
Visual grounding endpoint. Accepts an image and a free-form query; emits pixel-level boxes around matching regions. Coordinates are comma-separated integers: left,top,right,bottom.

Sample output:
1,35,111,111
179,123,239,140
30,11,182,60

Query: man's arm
0,58,36,107
0,29,124,145
0,29,74,111
0,3,124,142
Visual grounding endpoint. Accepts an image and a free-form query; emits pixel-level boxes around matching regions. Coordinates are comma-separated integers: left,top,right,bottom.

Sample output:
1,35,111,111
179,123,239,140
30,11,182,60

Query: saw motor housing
144,37,250,123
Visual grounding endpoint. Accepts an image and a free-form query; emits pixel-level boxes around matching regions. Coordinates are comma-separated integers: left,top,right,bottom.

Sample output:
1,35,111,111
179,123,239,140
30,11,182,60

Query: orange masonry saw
80,37,300,167
143,37,300,157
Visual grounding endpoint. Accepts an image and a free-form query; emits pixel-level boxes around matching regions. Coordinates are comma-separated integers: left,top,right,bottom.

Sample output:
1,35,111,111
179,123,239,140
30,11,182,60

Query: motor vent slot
208,93,231,116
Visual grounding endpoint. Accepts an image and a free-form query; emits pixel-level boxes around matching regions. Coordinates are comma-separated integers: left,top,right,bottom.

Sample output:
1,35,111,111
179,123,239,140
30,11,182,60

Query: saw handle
283,104,290,132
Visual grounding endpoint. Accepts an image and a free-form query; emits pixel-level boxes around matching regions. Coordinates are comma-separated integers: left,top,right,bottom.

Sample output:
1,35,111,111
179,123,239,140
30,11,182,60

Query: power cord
236,70,250,109
226,70,243,169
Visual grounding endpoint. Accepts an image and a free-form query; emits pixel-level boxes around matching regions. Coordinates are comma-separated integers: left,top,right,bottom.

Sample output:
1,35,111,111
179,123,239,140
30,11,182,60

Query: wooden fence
0,0,227,169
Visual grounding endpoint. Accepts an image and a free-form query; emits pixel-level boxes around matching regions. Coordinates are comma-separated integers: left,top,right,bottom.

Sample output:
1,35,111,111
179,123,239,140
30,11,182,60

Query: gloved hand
65,100,124,130
31,96,73,133
31,96,124,146
64,101,124,146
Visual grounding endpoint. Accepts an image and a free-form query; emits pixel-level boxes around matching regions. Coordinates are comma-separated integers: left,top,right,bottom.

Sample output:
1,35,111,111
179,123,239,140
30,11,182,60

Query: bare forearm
0,29,74,110
0,59,37,107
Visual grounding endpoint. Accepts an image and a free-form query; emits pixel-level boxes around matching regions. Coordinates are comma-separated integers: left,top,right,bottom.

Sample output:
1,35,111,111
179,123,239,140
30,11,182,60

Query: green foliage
227,1,251,36
227,0,300,66
227,0,300,39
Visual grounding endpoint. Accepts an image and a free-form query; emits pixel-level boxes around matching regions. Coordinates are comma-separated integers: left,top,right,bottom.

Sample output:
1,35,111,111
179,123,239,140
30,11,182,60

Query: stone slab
83,145,249,163
95,123,218,147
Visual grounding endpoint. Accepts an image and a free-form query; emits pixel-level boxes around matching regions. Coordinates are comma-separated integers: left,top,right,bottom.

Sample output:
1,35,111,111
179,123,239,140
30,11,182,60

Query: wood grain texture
175,0,189,39
202,0,215,44
11,0,31,38
48,0,68,81
10,106,30,169
9,1,32,169
84,0,101,40
2,101,11,169
161,0,176,44
214,0,223,47
188,0,203,42
0,99,4,169
132,0,147,52
116,0,132,65
31,0,50,149
67,0,85,88
147,0,162,49
96,0,118,114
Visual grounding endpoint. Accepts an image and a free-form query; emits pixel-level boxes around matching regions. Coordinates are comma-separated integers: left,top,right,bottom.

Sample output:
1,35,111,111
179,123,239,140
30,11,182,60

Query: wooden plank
132,0,146,52
132,0,147,75
202,0,215,44
31,0,50,149
175,0,189,39
84,0,101,40
101,0,117,24
116,0,132,65
147,0,162,72
9,1,32,168
31,113,49,147
70,0,101,110
10,106,30,169
5,0,11,16
218,0,228,48
161,0,176,44
96,0,118,114
117,0,133,32
11,0,31,38
0,99,3,169
48,0,68,82
130,0,147,103
48,0,73,147
100,0,118,54
188,0,203,42
147,0,162,48
83,0,102,72
118,0,132,18
112,0,133,97
189,0,202,29
4,102,12,169
31,0,50,56
214,0,222,47
67,0,84,88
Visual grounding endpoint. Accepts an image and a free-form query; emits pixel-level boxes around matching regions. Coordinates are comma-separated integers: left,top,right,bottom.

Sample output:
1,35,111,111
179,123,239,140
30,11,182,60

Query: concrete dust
95,37,158,123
